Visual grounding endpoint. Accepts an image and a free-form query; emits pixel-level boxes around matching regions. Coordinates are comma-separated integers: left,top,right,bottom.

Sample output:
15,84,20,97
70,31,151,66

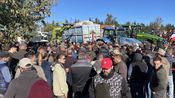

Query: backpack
28,79,53,98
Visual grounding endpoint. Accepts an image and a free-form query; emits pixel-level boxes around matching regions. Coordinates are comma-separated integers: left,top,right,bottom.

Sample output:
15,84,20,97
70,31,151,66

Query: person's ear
58,58,61,62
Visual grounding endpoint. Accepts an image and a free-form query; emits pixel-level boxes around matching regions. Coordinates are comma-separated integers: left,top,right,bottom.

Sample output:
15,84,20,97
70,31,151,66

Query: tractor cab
96,26,142,46
103,26,116,43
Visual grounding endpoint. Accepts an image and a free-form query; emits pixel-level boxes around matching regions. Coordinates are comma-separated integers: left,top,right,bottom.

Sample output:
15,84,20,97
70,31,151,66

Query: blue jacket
0,61,11,94
41,60,52,87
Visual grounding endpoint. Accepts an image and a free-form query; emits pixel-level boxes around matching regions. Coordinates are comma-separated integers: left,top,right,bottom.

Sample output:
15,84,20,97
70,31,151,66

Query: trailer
62,21,101,43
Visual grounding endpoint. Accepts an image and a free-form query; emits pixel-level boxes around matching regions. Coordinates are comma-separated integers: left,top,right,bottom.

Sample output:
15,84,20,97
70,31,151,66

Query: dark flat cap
0,51,10,57
9,44,17,48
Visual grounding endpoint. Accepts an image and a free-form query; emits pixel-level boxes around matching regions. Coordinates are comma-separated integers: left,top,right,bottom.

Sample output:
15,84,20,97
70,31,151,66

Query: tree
165,24,174,32
0,0,57,45
64,19,69,24
55,22,60,27
74,19,80,23
165,24,175,39
149,17,163,34
139,23,149,33
94,18,100,24
52,20,55,26
44,23,55,32
51,24,73,44
100,21,104,25
125,21,132,25
105,13,113,24
105,13,119,26
89,17,92,22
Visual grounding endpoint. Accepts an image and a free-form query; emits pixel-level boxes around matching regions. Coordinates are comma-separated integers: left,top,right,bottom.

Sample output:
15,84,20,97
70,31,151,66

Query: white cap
18,58,32,68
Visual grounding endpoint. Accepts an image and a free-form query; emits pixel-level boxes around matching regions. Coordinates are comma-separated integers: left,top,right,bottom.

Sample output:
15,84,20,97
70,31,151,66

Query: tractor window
103,30,115,37
117,31,128,37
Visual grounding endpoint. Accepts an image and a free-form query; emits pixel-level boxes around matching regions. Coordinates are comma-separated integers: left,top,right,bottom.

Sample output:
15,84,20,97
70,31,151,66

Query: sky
45,0,175,25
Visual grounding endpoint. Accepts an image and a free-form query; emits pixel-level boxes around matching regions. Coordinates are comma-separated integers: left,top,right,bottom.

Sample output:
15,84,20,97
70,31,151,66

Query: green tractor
121,24,166,48
136,32,165,48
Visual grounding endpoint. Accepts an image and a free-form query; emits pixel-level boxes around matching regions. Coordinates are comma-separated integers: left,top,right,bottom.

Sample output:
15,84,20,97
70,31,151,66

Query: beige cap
18,58,32,68
112,49,122,55
157,48,166,56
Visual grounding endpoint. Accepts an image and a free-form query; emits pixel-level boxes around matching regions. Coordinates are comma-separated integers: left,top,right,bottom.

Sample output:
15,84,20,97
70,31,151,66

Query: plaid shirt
94,72,123,98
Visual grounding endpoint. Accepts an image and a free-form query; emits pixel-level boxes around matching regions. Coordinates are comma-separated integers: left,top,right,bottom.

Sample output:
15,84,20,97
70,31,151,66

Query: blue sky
45,0,175,25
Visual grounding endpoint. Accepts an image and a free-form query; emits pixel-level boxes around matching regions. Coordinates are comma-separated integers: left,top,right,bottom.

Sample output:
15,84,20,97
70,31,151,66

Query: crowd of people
0,41,175,98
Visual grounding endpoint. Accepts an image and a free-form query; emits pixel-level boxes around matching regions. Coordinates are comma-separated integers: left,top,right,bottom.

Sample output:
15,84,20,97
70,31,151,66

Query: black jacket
70,60,96,94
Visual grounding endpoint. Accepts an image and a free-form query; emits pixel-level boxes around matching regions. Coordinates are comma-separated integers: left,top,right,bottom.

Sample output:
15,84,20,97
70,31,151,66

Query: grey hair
78,52,86,60
67,48,73,55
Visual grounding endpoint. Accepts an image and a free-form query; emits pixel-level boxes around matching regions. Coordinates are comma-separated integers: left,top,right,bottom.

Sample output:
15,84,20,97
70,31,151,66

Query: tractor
96,26,142,46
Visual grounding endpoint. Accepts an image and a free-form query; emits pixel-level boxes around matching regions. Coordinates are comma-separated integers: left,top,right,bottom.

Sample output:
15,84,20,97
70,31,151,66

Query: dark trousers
130,82,146,98
67,83,73,98
74,92,89,98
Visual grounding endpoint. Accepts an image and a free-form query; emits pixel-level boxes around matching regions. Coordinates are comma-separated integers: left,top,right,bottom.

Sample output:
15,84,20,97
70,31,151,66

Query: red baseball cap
101,58,113,69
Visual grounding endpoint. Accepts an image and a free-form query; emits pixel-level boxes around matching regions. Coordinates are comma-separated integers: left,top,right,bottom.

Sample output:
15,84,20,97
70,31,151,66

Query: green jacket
151,65,167,95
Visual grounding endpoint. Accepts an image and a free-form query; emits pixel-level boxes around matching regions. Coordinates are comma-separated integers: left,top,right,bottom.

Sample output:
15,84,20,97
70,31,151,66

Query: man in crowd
157,48,170,78
165,47,175,98
89,58,130,98
64,49,77,98
14,50,47,82
9,42,28,78
0,51,11,97
156,48,170,98
112,50,128,80
70,48,96,98
128,53,148,98
8,44,17,55
4,58,53,98
52,53,68,98
151,56,167,98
